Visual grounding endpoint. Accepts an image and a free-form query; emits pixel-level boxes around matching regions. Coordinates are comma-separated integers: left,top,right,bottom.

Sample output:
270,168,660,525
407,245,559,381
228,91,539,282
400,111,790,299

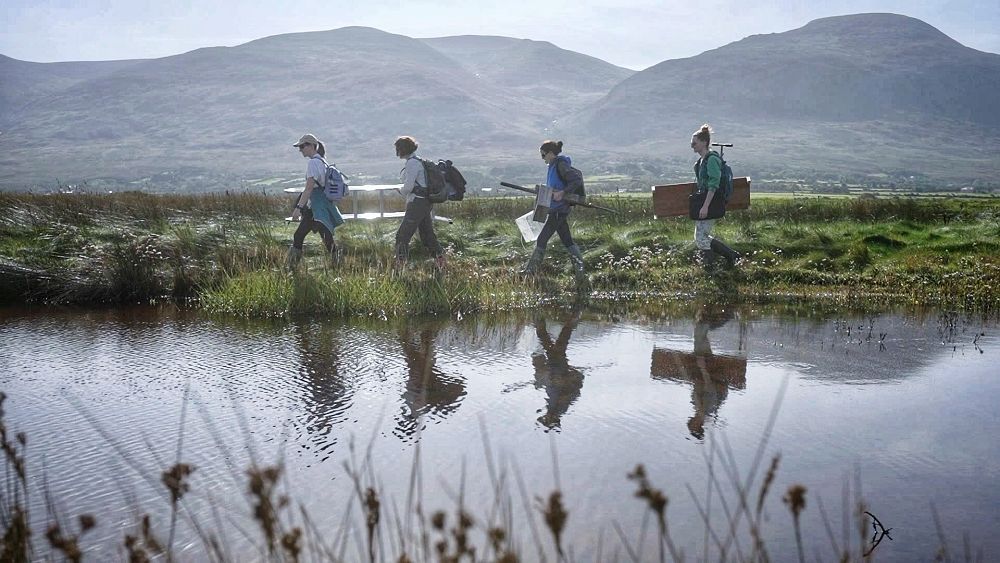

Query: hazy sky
2,0,999,70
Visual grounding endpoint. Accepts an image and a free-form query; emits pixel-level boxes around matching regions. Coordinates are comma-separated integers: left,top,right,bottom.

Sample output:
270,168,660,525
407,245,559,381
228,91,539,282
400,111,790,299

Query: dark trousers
293,208,335,253
395,197,443,260
536,212,574,249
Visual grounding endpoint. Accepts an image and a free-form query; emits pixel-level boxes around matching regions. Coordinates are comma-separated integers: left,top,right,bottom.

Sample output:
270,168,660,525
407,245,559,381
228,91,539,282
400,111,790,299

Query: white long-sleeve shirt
399,153,426,204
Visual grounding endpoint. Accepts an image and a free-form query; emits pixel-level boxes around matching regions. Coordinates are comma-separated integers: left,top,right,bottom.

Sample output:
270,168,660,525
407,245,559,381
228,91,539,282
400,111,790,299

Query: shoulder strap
408,155,427,188
311,154,329,185
699,152,722,173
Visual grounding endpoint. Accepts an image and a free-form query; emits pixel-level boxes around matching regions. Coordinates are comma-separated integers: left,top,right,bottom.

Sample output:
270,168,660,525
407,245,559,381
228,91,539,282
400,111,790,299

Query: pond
1,303,997,561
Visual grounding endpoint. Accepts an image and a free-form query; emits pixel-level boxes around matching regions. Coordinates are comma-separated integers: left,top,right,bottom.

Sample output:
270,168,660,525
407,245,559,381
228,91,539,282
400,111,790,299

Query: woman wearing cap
288,133,345,269
394,135,445,268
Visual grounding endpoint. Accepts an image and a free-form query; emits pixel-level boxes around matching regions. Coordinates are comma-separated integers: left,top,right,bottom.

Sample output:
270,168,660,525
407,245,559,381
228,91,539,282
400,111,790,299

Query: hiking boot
285,246,303,271
567,244,586,275
522,247,545,275
710,239,741,267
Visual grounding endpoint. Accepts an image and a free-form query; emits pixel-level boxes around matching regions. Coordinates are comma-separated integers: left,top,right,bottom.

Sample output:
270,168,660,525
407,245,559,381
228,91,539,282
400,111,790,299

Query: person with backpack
690,124,740,268
287,133,346,270
522,140,586,277
394,136,446,269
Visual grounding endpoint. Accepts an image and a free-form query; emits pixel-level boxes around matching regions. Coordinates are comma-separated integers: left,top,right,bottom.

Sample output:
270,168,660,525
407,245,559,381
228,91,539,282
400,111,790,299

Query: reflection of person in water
650,306,746,440
294,321,353,458
532,310,585,430
687,308,731,439
394,322,467,440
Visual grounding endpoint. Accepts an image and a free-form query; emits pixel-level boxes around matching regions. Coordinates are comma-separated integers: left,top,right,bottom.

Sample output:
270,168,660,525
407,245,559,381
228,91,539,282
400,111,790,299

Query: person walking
394,136,446,269
523,140,586,277
287,133,345,270
690,125,740,268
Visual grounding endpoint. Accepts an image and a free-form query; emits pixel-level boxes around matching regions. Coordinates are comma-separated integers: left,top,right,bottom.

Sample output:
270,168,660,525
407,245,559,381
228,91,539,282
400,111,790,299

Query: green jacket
695,151,722,192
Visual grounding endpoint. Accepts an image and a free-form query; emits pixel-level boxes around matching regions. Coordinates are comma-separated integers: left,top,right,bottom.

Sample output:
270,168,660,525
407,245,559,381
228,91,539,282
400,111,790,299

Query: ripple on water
2,305,999,560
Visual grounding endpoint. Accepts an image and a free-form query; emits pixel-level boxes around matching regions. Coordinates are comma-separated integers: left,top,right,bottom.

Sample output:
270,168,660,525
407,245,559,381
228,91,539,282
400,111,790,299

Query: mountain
0,28,632,187
0,27,527,183
420,35,633,116
574,13,1000,172
0,15,998,190
0,55,144,124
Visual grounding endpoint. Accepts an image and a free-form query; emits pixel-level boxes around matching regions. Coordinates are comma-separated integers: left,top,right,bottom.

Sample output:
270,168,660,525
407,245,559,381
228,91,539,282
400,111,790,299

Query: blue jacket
546,155,573,213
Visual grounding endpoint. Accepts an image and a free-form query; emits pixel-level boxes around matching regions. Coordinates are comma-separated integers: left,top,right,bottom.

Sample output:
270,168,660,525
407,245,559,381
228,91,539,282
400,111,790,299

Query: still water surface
1,304,997,561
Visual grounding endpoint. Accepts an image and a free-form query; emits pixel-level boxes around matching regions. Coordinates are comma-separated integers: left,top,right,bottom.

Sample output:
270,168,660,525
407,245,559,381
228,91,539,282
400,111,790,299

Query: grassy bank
1,191,998,316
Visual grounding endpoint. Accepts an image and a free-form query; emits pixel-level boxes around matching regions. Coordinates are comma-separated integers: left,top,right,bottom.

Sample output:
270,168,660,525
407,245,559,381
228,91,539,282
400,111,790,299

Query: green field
1,191,998,316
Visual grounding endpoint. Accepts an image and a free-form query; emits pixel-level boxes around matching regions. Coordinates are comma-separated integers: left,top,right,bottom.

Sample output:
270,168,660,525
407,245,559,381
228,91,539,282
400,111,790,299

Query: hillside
0,15,998,190
0,28,636,188
572,13,1000,178
0,55,144,125
420,35,633,117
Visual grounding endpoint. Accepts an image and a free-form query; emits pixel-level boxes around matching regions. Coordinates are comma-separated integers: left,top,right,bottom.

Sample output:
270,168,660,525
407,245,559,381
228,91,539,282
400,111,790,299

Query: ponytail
692,124,712,145
539,140,563,155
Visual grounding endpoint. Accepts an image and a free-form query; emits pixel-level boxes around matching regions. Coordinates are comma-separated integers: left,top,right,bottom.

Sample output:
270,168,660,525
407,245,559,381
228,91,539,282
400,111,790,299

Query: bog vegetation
1,191,998,316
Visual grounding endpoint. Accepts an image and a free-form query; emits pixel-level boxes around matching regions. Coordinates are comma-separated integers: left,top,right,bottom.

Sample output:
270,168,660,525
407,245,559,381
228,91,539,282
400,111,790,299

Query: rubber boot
285,246,303,271
523,247,545,275
699,249,717,270
710,239,741,267
567,244,586,276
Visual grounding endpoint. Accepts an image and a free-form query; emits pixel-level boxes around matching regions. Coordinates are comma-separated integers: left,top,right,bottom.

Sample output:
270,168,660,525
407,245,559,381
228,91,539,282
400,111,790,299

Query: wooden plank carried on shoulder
650,348,747,389
652,177,751,219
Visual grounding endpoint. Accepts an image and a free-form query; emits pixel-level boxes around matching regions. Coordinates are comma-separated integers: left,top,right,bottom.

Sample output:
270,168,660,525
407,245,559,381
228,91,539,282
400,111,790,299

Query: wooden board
650,348,747,389
652,177,751,219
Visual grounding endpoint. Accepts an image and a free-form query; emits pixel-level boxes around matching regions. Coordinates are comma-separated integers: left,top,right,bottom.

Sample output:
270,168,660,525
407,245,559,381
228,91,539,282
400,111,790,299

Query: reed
1,389,985,561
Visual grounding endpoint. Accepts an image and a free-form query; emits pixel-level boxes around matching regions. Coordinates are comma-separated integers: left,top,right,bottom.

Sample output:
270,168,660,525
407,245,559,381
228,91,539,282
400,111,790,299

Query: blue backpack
698,151,734,201
314,155,349,201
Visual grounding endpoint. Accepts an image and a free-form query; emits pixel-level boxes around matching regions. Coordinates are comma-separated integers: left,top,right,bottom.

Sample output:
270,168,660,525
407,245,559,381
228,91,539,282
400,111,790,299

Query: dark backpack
440,160,467,201
697,151,733,202
555,159,586,200
414,157,448,204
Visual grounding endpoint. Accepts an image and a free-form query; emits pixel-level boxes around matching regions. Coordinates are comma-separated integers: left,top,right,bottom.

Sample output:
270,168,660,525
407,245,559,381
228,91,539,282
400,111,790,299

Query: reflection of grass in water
0,388,982,561
1,192,999,313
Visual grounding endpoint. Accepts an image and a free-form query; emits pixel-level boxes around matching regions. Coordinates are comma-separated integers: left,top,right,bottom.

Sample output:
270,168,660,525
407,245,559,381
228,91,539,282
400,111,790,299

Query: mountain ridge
1,13,998,189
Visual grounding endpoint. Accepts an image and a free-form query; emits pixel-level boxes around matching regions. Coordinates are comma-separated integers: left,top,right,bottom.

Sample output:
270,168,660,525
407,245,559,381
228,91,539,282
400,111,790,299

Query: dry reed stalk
783,484,808,563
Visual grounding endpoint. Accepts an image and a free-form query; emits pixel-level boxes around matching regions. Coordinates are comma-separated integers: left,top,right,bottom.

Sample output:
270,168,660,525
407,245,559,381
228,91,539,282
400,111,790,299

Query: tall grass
1,192,998,313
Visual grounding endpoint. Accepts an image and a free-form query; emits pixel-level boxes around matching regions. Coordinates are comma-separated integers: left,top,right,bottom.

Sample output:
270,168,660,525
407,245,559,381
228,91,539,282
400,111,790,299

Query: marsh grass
1,192,998,313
